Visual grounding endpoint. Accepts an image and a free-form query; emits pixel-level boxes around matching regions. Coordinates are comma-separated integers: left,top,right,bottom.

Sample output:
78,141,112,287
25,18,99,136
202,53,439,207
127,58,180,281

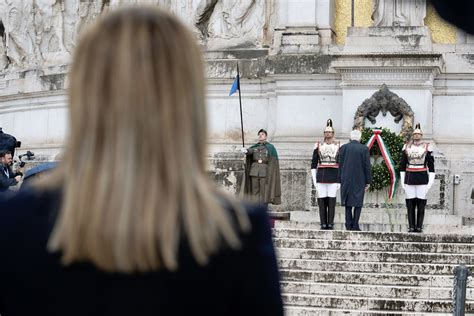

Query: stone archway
353,84,414,141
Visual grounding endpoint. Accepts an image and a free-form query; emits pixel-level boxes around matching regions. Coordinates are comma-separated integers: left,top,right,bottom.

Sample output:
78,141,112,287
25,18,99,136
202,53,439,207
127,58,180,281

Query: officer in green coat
241,129,281,205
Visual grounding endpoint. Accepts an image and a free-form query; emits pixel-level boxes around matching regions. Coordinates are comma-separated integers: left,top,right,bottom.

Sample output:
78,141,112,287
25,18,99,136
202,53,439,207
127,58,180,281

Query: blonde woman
0,7,283,316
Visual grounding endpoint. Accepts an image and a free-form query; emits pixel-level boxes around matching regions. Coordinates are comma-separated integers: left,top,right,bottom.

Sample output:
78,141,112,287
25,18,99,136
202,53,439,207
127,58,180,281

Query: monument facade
0,0,472,217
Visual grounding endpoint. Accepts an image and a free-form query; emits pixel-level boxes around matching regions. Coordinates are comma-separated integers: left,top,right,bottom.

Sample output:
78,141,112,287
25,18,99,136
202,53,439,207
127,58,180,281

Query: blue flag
229,74,240,96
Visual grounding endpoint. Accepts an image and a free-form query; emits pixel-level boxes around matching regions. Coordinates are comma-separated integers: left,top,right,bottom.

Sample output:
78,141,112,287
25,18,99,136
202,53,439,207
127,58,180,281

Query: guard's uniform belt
407,164,427,172
318,163,339,168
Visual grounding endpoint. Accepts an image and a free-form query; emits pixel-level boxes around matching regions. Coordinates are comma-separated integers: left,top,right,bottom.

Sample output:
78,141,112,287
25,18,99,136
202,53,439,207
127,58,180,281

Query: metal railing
453,265,471,316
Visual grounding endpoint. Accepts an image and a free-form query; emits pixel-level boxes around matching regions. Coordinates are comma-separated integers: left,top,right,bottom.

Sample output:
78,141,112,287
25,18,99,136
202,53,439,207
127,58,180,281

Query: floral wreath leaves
360,127,405,192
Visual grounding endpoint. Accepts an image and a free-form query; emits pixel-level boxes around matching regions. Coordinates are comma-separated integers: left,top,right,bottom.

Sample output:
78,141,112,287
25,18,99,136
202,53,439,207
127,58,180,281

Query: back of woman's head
47,7,248,273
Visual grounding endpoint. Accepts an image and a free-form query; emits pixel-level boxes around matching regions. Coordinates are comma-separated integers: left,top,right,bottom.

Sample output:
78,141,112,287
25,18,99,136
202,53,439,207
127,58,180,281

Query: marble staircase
273,220,474,315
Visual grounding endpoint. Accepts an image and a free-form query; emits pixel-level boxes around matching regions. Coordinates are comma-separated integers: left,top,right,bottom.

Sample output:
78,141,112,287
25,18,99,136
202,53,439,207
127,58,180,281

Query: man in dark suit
0,150,22,193
338,130,372,231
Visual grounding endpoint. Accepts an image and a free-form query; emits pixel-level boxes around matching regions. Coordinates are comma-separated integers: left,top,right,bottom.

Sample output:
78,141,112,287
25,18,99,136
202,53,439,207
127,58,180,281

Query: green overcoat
243,142,282,205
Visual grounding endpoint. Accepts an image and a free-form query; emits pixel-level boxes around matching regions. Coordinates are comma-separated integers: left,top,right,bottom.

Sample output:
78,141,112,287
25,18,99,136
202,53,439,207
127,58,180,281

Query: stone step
302,207,452,216
273,228,474,243
273,237,474,253
281,281,474,300
291,210,463,226
277,258,471,275
284,305,457,315
282,293,474,313
277,248,474,265
280,269,455,287
275,221,474,234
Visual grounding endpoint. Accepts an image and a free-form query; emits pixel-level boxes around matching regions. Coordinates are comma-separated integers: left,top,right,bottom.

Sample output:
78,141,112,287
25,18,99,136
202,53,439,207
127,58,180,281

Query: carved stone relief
0,0,272,72
194,0,269,50
353,84,414,140
372,0,426,27
0,0,103,71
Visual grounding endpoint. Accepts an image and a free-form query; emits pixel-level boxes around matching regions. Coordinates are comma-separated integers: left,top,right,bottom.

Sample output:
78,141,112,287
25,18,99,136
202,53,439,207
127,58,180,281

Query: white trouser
316,183,338,198
404,184,428,199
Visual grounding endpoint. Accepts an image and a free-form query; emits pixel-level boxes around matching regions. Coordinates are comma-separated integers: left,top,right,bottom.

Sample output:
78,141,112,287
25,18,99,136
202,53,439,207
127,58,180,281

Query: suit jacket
338,140,372,207
0,166,17,193
0,188,283,316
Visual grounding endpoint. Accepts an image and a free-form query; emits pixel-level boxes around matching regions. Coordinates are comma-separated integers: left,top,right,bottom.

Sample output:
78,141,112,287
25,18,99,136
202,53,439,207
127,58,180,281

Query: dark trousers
251,176,267,205
345,206,362,231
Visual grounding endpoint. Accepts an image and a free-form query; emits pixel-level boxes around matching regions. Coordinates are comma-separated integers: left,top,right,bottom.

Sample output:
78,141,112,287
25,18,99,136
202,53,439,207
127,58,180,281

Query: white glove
427,172,435,191
311,169,317,187
240,147,248,154
400,172,406,191
336,183,341,190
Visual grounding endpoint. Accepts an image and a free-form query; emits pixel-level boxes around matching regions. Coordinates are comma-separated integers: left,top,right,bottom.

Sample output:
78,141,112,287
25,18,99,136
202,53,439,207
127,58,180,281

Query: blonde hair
44,7,249,272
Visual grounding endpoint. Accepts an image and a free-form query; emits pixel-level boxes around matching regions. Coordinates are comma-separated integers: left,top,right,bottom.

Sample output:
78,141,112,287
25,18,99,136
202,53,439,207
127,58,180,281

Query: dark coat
0,188,283,316
0,166,18,193
338,140,372,207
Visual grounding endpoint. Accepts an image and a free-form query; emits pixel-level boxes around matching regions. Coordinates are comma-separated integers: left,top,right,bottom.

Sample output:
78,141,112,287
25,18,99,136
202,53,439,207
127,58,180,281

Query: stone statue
372,0,426,27
62,1,100,54
353,84,414,141
0,0,269,70
1,0,37,68
0,0,104,70
195,0,267,49
34,0,69,65
0,20,8,70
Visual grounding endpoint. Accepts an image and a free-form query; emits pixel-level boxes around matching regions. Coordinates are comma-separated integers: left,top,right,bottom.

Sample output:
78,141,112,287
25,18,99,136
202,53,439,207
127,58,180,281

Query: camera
17,151,35,168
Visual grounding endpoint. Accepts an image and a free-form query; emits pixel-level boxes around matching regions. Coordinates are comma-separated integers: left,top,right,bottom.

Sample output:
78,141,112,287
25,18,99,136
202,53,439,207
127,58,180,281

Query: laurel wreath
360,127,405,192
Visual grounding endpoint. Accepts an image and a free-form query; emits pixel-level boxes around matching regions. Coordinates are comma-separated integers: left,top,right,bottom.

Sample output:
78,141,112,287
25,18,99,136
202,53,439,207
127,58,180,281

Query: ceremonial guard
311,119,340,229
400,123,435,233
241,129,281,205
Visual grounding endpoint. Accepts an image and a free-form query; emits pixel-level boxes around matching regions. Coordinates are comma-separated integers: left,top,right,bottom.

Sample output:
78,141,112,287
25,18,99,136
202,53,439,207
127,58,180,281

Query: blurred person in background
0,7,283,316
0,150,22,194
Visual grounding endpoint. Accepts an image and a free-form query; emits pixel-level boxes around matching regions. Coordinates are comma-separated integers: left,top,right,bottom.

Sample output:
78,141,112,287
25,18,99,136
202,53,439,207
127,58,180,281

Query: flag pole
237,63,245,148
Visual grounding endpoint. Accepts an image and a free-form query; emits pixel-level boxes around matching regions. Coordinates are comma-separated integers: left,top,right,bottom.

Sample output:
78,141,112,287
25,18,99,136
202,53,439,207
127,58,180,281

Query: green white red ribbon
365,129,398,200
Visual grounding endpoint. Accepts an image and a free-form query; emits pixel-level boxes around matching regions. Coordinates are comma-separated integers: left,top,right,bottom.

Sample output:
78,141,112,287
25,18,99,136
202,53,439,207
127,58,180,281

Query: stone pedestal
345,27,433,53
271,0,335,54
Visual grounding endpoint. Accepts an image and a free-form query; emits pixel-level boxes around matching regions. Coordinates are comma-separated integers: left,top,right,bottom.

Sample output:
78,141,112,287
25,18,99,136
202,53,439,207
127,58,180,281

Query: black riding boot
317,198,328,229
406,199,416,232
327,197,336,230
416,199,427,233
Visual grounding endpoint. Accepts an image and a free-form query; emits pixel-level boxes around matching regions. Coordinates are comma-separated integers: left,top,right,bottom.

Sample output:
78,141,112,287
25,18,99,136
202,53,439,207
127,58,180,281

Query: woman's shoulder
0,187,60,236
242,202,269,223
239,202,272,243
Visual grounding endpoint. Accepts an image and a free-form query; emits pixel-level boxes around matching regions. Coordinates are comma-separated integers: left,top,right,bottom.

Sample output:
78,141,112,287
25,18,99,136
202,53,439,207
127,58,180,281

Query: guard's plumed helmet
324,119,334,133
413,122,423,135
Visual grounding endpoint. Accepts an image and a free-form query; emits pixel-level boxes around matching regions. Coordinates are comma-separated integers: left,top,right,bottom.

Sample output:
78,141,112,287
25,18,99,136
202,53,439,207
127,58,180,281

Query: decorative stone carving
195,0,268,50
0,0,103,70
62,1,100,54
372,0,426,27
353,84,414,140
0,20,8,70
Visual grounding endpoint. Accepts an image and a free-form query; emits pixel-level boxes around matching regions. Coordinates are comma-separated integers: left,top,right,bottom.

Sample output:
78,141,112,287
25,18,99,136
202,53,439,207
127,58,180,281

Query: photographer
0,128,20,157
0,150,22,193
